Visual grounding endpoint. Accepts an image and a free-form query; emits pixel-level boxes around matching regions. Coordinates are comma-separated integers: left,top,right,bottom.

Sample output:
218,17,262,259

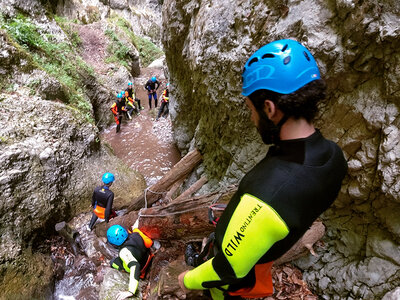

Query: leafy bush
104,28,131,67
2,14,94,122
110,16,164,67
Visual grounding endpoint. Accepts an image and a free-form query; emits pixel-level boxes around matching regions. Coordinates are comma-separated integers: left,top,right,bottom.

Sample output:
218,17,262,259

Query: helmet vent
303,51,310,61
248,57,259,66
283,56,291,65
281,44,288,52
262,53,275,59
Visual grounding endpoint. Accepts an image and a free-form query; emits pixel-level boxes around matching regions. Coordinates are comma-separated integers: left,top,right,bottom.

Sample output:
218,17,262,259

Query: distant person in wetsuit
144,76,160,109
110,93,127,133
178,39,348,299
88,172,117,231
156,83,169,121
125,81,143,110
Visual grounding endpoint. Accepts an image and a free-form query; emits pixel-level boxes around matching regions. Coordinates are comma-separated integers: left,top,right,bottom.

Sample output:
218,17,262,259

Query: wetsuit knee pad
111,257,124,270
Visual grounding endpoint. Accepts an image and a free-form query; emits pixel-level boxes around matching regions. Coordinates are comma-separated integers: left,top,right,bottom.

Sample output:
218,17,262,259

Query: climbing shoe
185,244,199,267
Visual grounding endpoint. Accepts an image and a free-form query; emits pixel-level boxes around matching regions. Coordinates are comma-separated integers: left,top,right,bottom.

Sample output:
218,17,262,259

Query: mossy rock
0,250,54,299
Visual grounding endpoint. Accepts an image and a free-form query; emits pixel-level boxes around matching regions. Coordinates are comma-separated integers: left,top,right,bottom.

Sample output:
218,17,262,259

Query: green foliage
2,14,95,123
54,15,82,48
110,16,164,67
3,14,44,51
104,28,131,67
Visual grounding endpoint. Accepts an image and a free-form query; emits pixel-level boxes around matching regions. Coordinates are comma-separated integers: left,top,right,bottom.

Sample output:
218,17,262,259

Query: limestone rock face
0,93,144,263
162,0,400,298
52,0,162,45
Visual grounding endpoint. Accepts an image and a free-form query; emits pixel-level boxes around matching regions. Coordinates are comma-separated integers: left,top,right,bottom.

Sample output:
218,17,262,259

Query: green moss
54,15,83,48
104,27,131,68
2,14,95,123
0,249,54,299
110,16,164,67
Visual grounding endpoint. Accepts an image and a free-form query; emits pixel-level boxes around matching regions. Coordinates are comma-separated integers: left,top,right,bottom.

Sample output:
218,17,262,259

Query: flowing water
102,67,181,186
52,66,181,299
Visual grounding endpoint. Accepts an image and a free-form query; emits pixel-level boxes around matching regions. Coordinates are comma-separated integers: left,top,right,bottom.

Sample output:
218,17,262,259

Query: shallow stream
52,67,181,299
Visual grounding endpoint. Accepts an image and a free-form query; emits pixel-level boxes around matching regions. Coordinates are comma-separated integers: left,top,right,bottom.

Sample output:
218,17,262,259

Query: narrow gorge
0,0,400,299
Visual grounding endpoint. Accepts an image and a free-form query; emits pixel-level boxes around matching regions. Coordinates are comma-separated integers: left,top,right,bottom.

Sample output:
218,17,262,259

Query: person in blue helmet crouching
107,224,154,300
178,39,347,299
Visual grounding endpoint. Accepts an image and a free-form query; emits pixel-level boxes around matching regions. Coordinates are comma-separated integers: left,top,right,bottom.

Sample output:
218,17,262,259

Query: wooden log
274,220,326,265
137,186,237,240
173,175,208,203
165,177,185,203
128,149,203,211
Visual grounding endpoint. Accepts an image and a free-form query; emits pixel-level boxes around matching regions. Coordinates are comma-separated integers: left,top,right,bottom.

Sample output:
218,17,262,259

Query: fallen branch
137,186,237,240
173,175,208,202
274,220,325,265
128,149,203,211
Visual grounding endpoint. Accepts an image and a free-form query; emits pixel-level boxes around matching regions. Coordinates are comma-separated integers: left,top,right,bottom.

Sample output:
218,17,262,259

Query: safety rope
138,185,236,219
143,187,167,209
138,204,211,218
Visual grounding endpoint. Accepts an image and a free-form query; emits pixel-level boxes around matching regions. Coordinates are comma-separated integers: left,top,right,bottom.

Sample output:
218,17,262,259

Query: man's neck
280,117,315,140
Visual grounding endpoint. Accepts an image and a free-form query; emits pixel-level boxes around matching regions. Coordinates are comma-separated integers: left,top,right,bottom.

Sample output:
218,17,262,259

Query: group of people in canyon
92,39,347,300
110,77,170,133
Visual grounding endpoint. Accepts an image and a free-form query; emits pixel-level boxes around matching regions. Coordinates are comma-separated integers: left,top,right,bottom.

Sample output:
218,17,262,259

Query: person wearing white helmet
178,39,347,299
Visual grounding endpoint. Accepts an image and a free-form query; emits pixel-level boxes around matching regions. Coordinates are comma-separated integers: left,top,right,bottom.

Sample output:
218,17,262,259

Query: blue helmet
128,82,133,86
242,39,320,96
107,225,128,246
151,76,156,83
166,83,169,87
102,172,115,184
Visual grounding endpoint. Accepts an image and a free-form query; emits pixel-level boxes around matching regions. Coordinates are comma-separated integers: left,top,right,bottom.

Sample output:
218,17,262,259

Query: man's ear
264,100,276,119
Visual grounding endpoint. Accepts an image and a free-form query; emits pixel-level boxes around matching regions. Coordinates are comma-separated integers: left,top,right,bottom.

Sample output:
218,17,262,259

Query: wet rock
383,287,400,300
99,267,145,300
0,250,54,299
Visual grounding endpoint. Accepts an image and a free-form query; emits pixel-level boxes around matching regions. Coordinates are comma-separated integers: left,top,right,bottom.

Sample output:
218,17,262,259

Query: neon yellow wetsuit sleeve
119,248,139,294
184,193,289,290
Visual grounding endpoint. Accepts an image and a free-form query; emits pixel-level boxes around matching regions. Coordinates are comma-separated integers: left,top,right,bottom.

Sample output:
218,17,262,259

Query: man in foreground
178,39,348,299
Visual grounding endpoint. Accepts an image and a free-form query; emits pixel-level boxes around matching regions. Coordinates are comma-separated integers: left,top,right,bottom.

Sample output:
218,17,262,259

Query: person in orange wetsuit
124,90,140,118
111,93,126,133
156,83,169,121
125,81,143,110
88,172,117,231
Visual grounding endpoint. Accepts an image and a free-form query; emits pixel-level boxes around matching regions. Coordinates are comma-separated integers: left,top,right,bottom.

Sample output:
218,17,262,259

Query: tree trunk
274,220,326,265
137,186,237,240
173,175,208,202
128,149,203,211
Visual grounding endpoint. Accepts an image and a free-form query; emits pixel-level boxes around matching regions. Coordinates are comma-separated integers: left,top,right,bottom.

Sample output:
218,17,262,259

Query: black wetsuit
110,231,151,294
144,79,160,108
125,87,142,109
183,130,347,296
88,185,114,230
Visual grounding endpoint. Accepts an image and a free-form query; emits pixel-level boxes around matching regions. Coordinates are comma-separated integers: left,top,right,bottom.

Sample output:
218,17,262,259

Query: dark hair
248,79,326,122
